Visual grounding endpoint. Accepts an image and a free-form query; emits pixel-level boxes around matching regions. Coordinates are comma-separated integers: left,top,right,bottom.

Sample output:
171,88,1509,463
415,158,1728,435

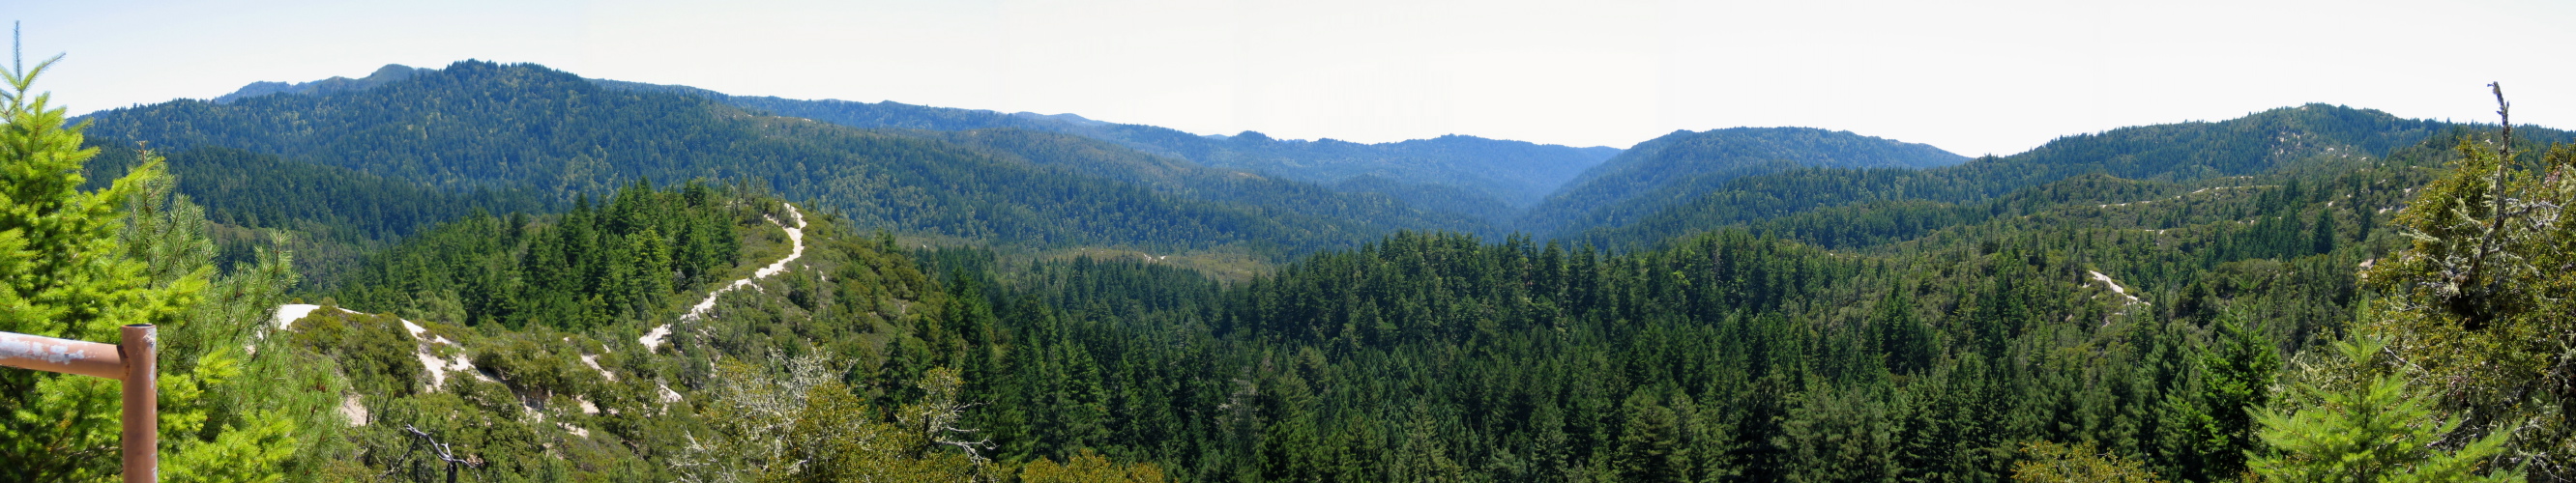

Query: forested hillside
871,110,2570,481
911,128,1500,234
273,103,2567,481
911,179,2372,480
590,77,1621,208
268,183,1183,480
76,61,1491,258
75,140,556,287
211,63,424,103
1521,127,1967,236
1566,104,2560,249
22,45,2576,482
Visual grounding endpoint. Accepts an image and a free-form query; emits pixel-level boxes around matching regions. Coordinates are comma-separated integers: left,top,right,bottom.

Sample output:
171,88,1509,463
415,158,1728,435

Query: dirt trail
641,203,805,351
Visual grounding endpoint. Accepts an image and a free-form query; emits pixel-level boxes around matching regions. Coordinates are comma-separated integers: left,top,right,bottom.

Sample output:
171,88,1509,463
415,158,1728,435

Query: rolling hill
1565,104,2557,249
74,60,1496,259
40,54,2576,482
1520,127,1968,236
591,77,1621,209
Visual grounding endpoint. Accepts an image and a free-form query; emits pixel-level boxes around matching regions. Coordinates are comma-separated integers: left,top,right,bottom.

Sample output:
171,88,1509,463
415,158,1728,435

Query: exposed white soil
272,304,489,392
2089,270,2153,327
269,206,822,435
276,301,614,439
421,351,493,392
637,325,672,352
2088,270,2147,306
273,304,327,330
341,393,368,427
2096,185,2271,210
581,353,616,382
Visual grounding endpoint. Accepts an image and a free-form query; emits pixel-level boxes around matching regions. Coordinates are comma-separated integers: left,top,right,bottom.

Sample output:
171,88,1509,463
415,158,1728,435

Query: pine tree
2189,318,2279,479
2351,84,2576,477
0,48,325,481
2251,337,2517,482
1615,390,1687,481
2309,209,2338,255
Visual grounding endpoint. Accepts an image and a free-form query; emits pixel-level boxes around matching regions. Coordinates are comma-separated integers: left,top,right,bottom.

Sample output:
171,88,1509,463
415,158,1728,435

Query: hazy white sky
15,0,2576,156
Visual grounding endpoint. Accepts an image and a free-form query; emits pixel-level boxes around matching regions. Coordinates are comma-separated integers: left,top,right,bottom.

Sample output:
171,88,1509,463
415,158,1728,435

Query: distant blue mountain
1523,127,1968,236
97,61,1503,257
212,64,425,103
582,78,1620,210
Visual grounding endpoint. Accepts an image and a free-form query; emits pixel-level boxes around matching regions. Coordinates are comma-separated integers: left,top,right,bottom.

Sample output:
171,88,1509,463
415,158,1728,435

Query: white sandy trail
642,203,805,351
2088,270,2153,328
2087,270,2147,306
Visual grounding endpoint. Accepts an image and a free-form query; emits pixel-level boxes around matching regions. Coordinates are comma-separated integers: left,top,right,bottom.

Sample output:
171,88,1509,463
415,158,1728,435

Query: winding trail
640,203,806,351
2088,270,2151,327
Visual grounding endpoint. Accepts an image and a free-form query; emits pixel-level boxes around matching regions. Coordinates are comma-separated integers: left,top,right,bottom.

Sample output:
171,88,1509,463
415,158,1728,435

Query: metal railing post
120,325,157,483
0,326,156,481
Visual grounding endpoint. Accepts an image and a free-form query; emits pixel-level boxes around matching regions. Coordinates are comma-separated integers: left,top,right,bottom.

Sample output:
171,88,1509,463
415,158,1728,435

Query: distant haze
15,0,2576,156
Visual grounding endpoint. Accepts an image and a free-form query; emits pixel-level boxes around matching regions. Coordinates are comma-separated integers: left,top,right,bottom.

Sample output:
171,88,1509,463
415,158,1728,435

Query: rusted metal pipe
0,329,124,379
0,326,156,482
121,325,157,483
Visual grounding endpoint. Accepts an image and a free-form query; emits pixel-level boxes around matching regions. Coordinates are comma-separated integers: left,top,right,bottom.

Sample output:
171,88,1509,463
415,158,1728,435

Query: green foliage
2153,317,2281,481
845,106,2489,478
0,49,177,381
2348,87,2576,478
82,61,1500,258
927,128,1508,235
77,142,556,286
1525,127,1968,236
678,356,994,482
669,87,1617,208
108,49,2576,483
1566,104,2546,249
880,217,2363,481
2251,337,2518,482
2014,440,2166,483
0,55,340,482
1020,448,1170,482
283,309,422,397
331,180,742,329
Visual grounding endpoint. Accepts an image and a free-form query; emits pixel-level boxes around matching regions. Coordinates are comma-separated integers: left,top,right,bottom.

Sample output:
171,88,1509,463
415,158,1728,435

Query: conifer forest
6,7,2576,482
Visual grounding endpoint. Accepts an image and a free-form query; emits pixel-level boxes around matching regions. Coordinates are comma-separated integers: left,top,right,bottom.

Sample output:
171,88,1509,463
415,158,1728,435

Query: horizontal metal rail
0,325,157,482
0,330,125,378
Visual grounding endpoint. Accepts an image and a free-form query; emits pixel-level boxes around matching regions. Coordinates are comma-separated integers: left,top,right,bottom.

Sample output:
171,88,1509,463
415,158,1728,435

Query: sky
13,0,2576,156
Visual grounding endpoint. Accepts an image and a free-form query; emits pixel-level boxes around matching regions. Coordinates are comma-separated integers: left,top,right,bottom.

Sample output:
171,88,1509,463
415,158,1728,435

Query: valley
6,56,2572,482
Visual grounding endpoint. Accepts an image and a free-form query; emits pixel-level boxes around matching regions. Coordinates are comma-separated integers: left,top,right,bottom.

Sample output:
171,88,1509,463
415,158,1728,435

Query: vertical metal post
0,326,156,481
120,324,156,483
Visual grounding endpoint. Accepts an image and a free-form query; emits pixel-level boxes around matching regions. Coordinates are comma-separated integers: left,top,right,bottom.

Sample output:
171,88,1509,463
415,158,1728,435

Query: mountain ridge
212,64,425,104
1522,127,1969,236
83,60,1495,258
1563,103,2572,249
354,69,1620,207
